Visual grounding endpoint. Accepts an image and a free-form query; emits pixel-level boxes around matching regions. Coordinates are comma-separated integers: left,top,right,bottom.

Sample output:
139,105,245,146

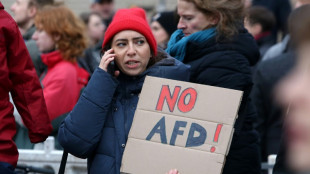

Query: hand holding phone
99,48,119,77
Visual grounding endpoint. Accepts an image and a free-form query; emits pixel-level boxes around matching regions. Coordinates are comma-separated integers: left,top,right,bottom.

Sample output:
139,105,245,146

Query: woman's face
177,0,218,36
111,30,151,76
151,21,169,45
277,43,310,172
32,27,56,52
88,14,106,43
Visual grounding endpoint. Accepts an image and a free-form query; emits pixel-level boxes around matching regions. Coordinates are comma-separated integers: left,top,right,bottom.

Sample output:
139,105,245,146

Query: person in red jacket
32,5,89,121
0,2,52,173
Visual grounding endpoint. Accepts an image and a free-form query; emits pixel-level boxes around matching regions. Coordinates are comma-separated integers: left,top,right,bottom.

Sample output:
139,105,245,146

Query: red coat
0,2,52,167
40,51,89,121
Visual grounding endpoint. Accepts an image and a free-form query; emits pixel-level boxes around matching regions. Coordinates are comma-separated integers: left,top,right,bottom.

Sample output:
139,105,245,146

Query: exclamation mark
210,124,223,153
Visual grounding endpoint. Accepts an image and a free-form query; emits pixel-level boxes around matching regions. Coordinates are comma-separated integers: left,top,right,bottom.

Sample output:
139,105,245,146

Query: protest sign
121,76,243,174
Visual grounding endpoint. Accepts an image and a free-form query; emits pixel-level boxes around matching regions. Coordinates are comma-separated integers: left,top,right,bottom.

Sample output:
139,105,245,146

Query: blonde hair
35,5,87,62
181,0,245,39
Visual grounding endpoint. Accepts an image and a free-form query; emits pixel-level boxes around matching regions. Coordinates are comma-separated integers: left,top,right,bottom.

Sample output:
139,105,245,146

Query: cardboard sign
120,76,243,174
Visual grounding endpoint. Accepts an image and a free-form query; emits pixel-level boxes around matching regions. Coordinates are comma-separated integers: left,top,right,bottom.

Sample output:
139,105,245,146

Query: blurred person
251,2,310,167
245,6,276,57
58,7,190,173
80,12,106,47
251,48,295,165
32,5,89,122
252,4,310,174
0,1,52,172
252,0,292,43
90,0,114,26
10,0,53,37
78,12,106,75
262,0,310,62
277,42,310,172
29,5,89,149
166,0,260,173
10,0,54,76
151,11,178,49
251,49,295,165
272,4,310,173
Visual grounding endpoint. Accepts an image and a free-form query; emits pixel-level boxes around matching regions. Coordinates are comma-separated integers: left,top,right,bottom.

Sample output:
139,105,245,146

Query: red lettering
177,88,197,113
156,85,181,112
213,124,223,142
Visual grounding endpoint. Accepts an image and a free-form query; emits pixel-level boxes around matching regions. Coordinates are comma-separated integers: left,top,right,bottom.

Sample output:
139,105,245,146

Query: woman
80,12,106,47
32,5,89,122
78,12,106,76
151,11,178,49
58,8,190,173
166,0,260,173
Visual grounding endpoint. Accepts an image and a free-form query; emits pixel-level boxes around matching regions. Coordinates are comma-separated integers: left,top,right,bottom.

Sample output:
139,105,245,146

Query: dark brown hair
246,6,276,32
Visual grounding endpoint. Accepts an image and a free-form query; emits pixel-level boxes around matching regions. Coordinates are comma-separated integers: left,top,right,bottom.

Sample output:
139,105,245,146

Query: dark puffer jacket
180,28,261,174
58,56,190,174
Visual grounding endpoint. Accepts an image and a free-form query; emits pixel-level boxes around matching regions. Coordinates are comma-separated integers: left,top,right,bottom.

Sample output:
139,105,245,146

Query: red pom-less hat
102,8,157,56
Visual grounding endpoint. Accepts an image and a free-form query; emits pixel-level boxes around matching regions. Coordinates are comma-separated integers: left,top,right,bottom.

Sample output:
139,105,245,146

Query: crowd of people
1,0,310,173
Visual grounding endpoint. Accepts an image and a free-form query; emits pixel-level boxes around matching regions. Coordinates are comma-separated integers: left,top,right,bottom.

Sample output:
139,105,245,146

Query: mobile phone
107,60,116,75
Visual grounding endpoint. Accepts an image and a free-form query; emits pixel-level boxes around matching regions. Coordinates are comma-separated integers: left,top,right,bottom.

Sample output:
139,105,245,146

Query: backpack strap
58,151,68,174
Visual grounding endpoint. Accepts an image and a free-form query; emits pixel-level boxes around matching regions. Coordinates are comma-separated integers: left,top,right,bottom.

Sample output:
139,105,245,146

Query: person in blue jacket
166,0,260,173
58,7,190,174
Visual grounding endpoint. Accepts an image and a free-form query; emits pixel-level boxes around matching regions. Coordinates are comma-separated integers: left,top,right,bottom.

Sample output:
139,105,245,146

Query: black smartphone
107,60,116,75
100,48,118,75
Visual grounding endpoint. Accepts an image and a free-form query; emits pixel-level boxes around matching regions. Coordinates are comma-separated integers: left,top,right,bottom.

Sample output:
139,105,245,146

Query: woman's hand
166,169,180,174
99,48,119,77
99,48,115,71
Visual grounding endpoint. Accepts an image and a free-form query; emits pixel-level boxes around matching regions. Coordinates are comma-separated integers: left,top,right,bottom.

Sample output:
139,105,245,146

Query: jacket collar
184,28,260,66
41,51,64,68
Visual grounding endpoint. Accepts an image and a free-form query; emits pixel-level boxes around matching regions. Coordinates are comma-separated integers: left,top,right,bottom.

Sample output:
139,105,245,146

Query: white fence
268,155,277,174
18,136,278,174
17,137,87,174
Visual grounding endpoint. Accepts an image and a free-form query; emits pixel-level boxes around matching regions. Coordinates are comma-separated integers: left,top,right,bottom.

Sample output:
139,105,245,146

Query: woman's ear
210,14,220,25
27,5,37,18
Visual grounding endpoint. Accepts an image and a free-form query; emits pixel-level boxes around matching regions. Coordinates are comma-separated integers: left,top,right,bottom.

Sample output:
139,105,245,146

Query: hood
185,28,260,66
41,50,89,86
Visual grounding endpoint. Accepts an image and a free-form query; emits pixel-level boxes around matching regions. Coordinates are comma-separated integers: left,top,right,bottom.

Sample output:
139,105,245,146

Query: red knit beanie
102,8,157,56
